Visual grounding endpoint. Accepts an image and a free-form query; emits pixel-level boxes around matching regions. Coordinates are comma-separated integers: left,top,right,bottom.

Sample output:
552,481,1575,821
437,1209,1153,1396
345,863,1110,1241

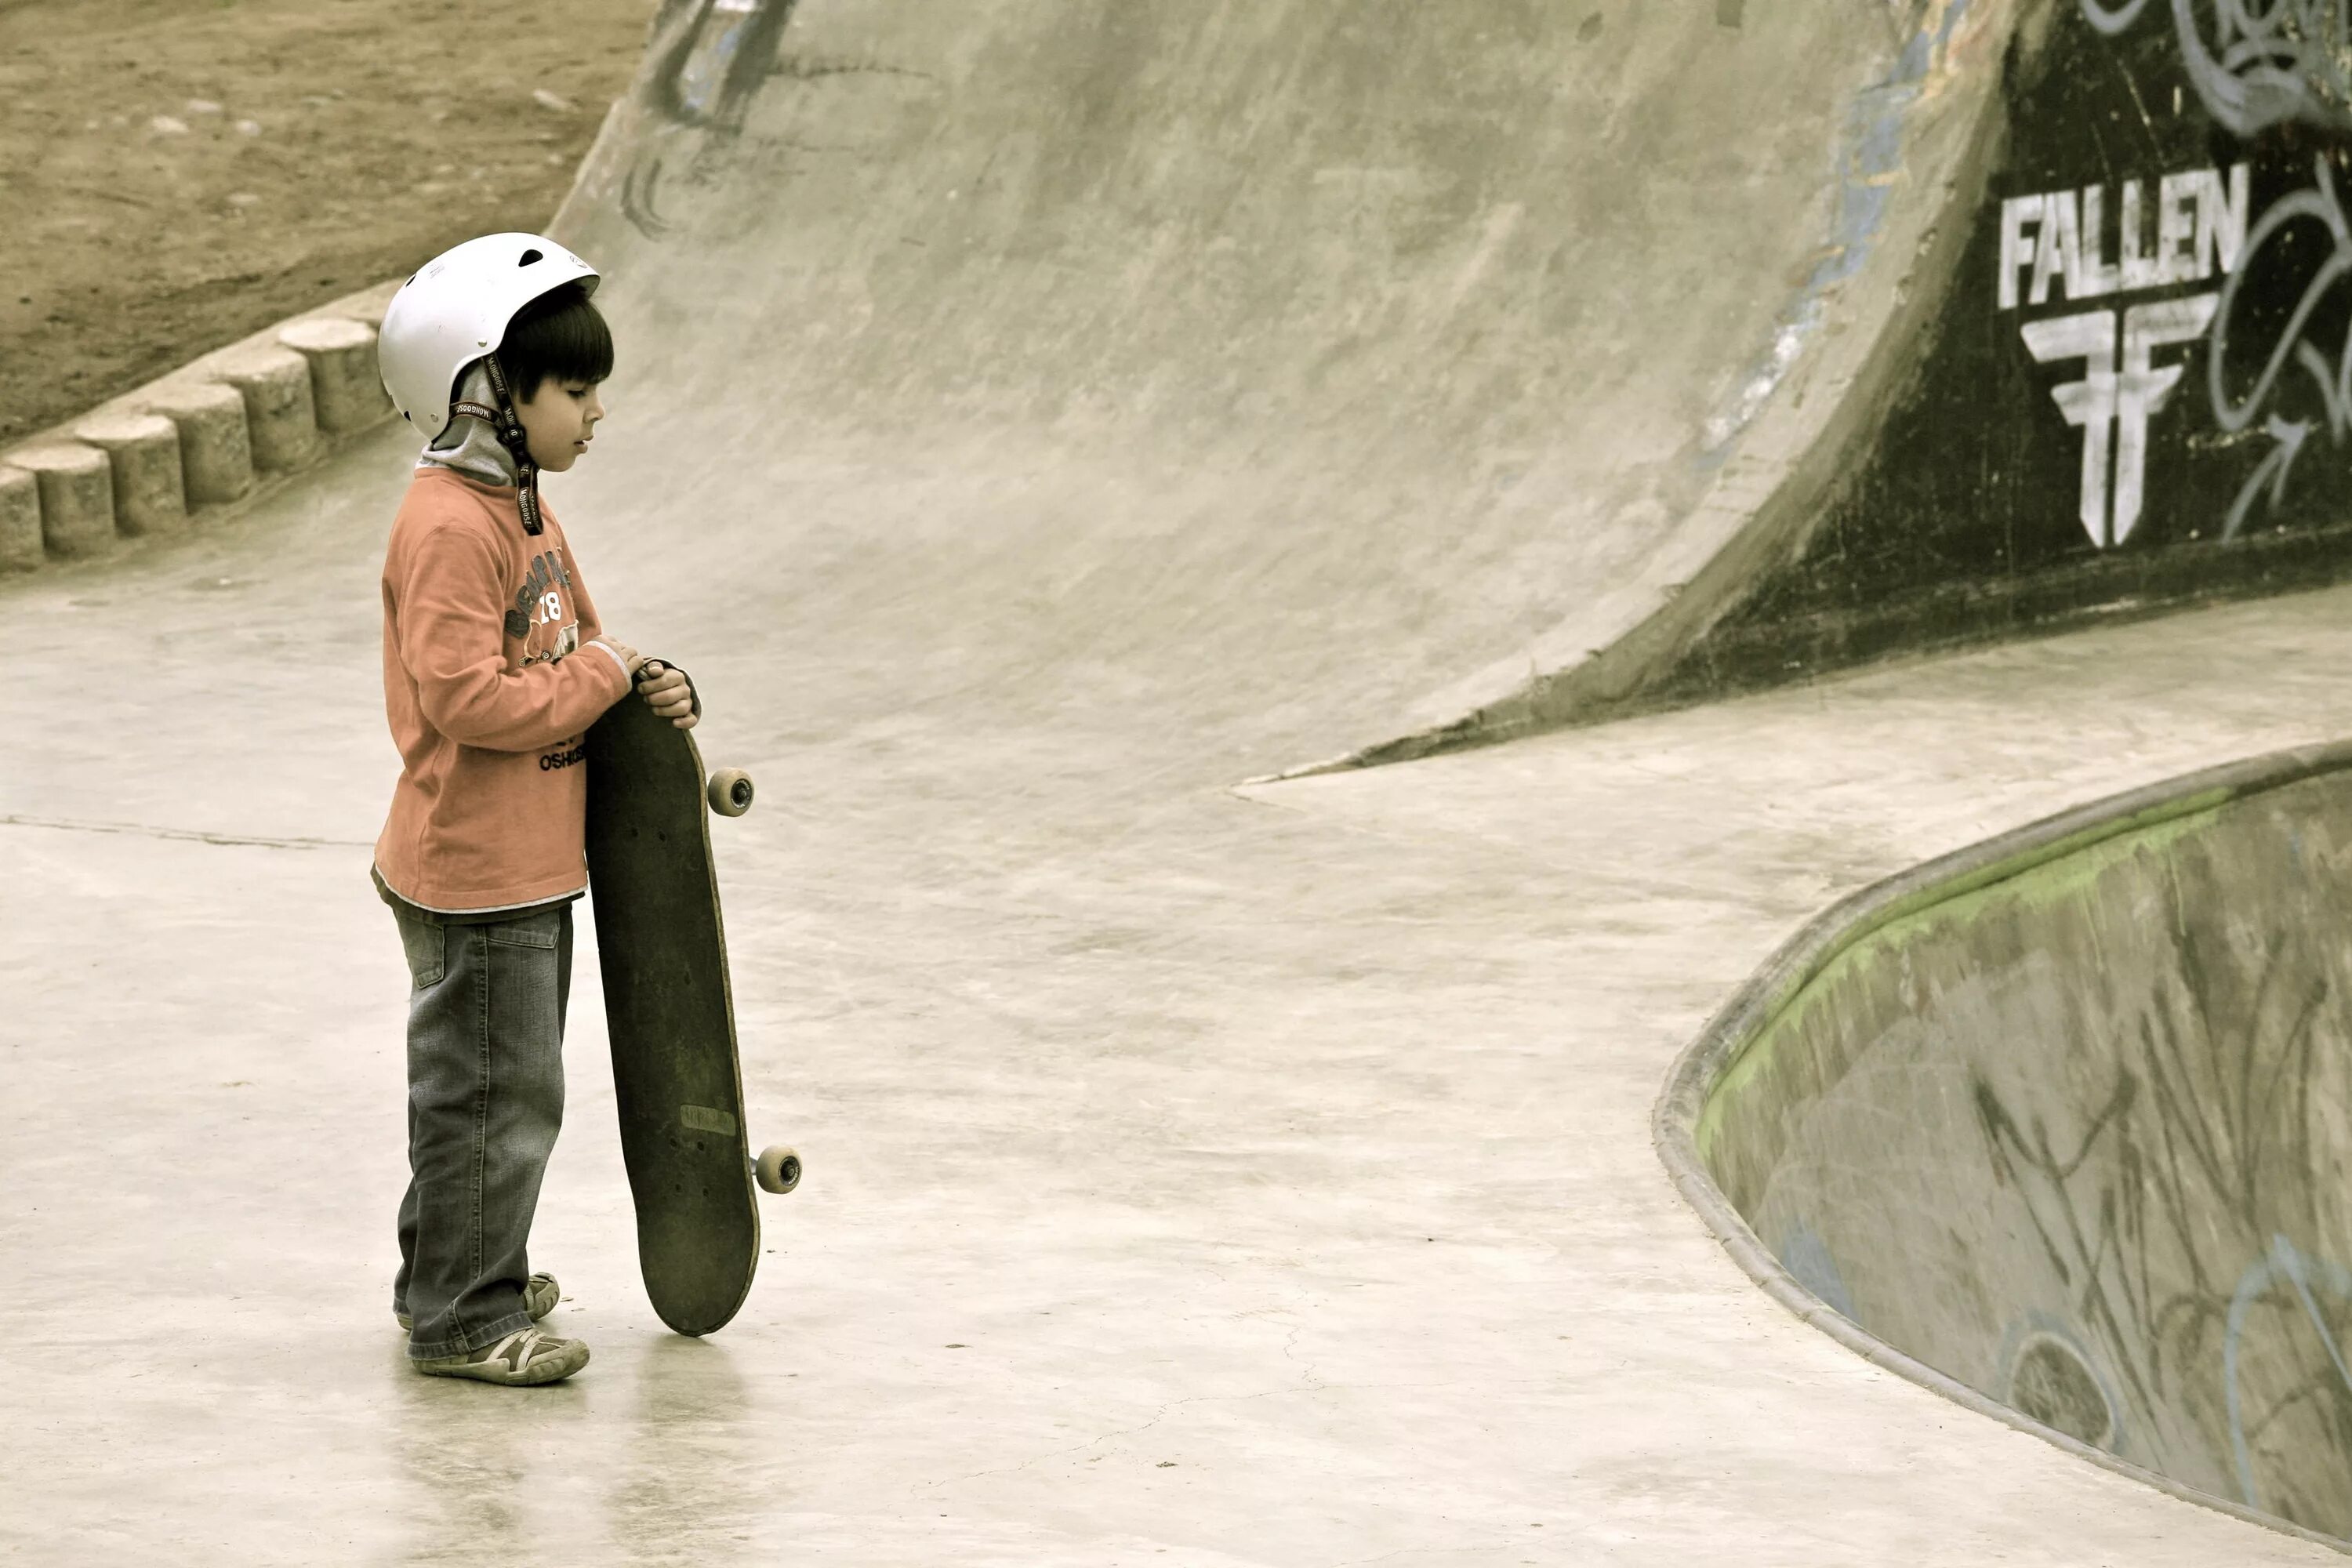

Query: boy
372,233,695,1386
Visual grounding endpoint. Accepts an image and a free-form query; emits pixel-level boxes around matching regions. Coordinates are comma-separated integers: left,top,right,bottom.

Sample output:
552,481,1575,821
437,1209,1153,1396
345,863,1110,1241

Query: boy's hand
598,637,641,675
637,660,698,730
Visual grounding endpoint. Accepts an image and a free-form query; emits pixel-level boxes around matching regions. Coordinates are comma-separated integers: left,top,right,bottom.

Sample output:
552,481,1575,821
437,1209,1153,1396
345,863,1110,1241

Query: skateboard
584,677,798,1337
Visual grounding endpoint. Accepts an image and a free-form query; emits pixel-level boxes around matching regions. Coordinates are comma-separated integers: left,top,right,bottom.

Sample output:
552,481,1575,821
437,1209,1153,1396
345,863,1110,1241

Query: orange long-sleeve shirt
373,466,632,913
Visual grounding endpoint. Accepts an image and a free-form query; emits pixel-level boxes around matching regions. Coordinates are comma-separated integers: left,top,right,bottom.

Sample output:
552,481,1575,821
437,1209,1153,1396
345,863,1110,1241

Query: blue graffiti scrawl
2227,1236,2352,1516
622,0,800,236
648,0,797,129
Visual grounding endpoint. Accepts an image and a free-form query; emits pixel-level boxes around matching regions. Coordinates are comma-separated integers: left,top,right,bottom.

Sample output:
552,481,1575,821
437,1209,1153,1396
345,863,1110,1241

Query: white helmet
378,232,599,442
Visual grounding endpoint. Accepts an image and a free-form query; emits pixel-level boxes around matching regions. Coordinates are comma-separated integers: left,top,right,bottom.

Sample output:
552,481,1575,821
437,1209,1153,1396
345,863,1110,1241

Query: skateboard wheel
755,1144,801,1195
708,768,754,818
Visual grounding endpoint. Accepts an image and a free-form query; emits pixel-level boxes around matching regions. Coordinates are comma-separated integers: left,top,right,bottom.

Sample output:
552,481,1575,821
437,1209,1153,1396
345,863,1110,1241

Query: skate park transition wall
1388,0,2352,760
549,0,2023,778
1671,0,2352,697
19,0,2352,780
1660,741,2352,1546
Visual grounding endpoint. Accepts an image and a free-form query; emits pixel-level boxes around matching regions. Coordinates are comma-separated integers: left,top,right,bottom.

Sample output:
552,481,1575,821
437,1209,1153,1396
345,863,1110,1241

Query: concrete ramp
1491,0,2352,744
1667,742,2352,1543
543,0,1999,774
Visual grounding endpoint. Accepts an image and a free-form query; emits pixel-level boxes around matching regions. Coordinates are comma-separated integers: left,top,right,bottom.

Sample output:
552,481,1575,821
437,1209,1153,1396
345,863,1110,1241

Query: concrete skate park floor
6,430,2352,1563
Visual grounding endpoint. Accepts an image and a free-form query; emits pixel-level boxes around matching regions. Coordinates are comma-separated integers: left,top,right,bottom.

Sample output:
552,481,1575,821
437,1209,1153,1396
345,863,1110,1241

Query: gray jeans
390,901,572,1359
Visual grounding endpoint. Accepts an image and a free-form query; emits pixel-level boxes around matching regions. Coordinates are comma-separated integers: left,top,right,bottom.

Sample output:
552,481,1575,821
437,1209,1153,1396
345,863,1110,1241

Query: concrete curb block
282,317,391,434
74,412,187,538
15,444,115,559
1652,736,2352,1558
141,380,253,506
217,346,322,474
0,278,404,575
0,466,41,572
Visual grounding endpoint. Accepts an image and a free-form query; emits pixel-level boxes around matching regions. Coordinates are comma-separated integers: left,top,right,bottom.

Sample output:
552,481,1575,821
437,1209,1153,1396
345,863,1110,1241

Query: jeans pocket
397,916,445,989
485,909,562,950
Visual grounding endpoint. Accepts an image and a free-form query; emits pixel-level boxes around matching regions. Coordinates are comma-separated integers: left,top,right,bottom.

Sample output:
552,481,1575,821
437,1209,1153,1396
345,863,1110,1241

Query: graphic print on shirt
505,547,581,666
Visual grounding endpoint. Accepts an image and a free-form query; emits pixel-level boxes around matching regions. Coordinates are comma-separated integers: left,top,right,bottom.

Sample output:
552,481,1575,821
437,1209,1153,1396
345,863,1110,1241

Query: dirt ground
0,0,659,445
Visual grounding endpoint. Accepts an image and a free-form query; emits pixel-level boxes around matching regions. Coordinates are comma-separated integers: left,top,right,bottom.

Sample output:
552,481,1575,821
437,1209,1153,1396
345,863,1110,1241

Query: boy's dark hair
496,281,614,401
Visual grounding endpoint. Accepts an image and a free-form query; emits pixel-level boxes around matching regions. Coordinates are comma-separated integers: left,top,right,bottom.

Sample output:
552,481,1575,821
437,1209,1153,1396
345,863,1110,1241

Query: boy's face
514,376,605,473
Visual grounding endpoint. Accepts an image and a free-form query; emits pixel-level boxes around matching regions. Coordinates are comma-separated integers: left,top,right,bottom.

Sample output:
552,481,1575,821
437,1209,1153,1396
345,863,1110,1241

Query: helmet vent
518,249,544,267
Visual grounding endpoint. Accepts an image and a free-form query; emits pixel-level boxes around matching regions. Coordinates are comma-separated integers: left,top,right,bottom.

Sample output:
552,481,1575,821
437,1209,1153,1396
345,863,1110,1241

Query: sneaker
413,1326,590,1386
395,1272,559,1333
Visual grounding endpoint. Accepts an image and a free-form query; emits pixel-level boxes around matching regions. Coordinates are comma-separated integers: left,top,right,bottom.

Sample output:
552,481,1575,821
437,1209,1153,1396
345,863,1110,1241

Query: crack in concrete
770,57,940,84
906,1372,1559,1505
1279,1320,1328,1393
1327,1540,1524,1568
907,1385,1301,1497
0,813,368,851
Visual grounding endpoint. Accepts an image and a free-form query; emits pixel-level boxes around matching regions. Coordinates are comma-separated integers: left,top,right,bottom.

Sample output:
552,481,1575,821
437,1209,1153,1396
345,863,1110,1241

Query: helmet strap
452,353,544,535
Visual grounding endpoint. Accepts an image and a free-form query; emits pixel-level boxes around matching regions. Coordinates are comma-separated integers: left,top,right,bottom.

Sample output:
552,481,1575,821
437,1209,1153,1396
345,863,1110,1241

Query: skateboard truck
702,764,793,1193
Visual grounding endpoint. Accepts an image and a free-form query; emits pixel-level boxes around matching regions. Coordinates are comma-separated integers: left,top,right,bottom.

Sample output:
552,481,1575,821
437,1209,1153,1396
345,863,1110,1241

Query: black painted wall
1669,2,2352,694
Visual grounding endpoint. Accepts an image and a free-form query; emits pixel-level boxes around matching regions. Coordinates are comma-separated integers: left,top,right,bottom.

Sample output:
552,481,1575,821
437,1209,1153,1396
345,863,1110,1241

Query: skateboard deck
584,685,794,1337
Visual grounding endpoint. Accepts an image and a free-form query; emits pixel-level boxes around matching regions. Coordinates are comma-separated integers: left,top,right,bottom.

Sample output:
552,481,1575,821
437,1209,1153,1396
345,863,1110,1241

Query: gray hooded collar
416,363,520,488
